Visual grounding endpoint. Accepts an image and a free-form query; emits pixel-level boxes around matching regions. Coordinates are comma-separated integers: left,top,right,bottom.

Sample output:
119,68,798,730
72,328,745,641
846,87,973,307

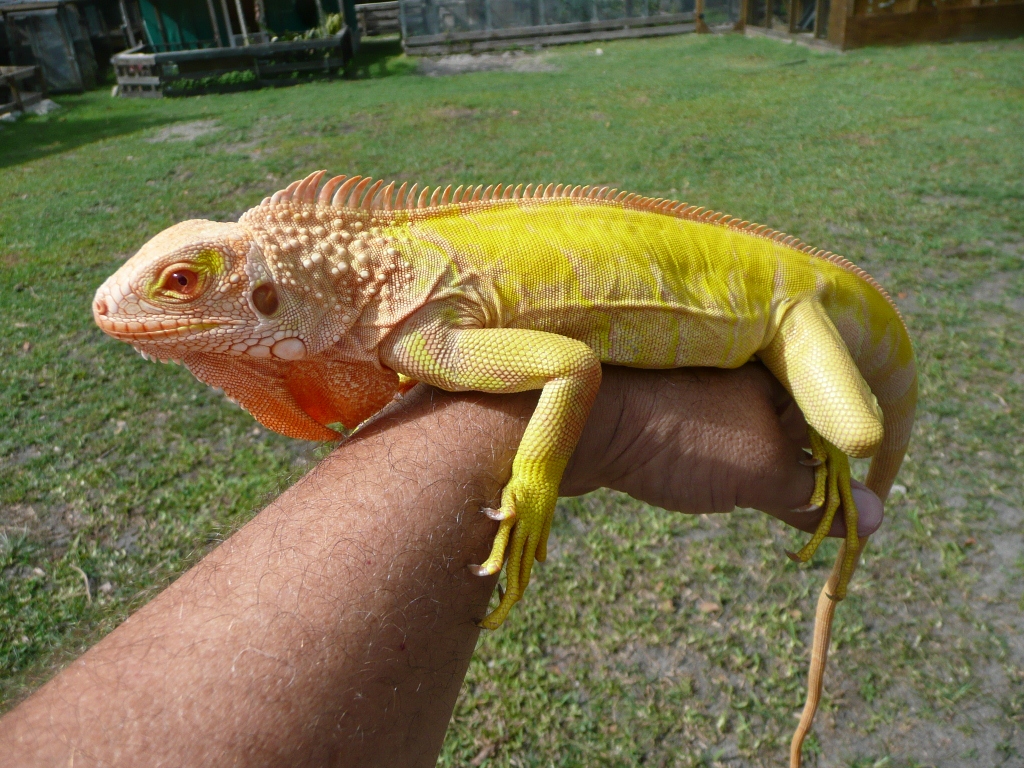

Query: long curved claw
469,517,515,578
791,502,821,514
481,506,514,521
468,562,501,577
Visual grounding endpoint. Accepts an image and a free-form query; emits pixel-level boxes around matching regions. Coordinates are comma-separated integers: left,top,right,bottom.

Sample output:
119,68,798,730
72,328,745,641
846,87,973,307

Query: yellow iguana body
94,171,917,765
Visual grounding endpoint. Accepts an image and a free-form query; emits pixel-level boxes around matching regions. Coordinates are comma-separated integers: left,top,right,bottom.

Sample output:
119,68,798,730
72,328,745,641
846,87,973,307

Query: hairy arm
0,364,880,768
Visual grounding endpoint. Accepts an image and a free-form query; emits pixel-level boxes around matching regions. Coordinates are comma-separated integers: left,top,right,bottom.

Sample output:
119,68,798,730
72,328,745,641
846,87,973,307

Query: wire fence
400,0,741,40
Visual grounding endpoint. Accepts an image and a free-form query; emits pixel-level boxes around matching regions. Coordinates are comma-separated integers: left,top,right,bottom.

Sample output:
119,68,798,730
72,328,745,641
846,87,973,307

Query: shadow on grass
0,111,177,170
346,37,417,80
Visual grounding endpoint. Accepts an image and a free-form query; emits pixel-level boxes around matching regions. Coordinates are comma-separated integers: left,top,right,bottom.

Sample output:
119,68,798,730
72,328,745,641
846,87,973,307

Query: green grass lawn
2,33,1023,767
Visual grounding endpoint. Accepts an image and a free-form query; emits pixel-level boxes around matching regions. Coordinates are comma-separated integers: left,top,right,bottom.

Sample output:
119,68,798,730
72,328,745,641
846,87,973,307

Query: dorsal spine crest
259,171,904,324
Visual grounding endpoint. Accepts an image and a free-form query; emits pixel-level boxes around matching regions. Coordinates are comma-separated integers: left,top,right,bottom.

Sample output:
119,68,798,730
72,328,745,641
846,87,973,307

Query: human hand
559,364,883,538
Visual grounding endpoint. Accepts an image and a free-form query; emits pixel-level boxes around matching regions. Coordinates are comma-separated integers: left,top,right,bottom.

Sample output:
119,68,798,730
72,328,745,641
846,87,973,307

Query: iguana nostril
94,298,108,316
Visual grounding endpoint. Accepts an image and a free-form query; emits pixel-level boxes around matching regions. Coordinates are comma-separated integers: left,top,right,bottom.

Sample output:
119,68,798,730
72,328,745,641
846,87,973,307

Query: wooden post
204,0,223,45
695,0,711,32
254,0,268,37
118,0,138,47
813,0,823,35
734,0,748,30
826,0,850,46
788,0,798,31
220,0,237,45
313,0,326,29
233,0,250,44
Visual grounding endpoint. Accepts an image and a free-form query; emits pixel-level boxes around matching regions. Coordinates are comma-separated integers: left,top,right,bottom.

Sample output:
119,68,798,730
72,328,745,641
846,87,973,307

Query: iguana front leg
381,325,602,629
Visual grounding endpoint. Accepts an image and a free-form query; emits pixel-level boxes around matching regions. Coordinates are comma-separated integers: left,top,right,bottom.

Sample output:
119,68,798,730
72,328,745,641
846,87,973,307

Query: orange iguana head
93,219,257,360
94,213,402,441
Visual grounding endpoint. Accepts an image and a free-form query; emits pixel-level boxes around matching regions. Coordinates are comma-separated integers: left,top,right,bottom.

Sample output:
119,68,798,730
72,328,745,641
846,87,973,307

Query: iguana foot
471,472,557,630
786,428,859,600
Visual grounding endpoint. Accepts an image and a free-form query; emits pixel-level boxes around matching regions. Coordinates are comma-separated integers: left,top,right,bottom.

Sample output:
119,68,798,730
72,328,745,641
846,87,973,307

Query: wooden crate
356,1,402,35
112,29,353,97
0,65,47,117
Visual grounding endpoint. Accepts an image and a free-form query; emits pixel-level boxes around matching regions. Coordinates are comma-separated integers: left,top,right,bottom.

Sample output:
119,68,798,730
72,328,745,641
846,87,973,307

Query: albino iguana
93,171,917,766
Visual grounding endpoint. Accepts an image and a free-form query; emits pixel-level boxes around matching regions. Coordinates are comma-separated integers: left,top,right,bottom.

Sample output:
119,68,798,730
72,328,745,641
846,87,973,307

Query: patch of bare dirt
418,51,557,77
145,120,221,143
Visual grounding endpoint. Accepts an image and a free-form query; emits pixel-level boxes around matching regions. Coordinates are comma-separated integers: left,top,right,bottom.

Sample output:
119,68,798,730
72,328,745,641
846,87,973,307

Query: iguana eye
160,267,199,296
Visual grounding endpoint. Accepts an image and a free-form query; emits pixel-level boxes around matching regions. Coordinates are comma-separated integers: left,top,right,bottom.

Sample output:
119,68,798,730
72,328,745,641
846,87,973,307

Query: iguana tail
789,333,918,767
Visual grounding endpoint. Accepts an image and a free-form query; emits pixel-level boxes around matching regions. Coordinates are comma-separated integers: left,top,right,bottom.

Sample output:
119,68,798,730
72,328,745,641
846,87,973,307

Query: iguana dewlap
94,172,917,766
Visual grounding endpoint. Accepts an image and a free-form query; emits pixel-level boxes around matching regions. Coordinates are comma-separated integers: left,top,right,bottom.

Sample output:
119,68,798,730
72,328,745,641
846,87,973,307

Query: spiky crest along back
252,171,906,330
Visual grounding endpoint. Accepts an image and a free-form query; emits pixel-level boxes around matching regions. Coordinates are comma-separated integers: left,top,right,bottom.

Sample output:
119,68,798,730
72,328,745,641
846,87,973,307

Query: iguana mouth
97,320,221,340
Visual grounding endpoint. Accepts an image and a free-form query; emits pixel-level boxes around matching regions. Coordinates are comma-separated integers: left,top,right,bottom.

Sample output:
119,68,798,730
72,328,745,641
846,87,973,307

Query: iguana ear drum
251,283,279,316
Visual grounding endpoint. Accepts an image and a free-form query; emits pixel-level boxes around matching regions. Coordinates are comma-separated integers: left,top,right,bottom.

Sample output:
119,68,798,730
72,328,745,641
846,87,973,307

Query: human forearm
0,364,878,768
0,386,531,768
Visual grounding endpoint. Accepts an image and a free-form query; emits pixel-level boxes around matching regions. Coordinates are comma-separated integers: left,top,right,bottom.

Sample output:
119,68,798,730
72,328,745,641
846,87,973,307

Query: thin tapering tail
790,536,868,768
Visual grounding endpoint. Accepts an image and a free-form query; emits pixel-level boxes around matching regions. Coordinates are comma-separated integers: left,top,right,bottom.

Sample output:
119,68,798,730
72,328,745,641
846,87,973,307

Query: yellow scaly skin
94,172,917,765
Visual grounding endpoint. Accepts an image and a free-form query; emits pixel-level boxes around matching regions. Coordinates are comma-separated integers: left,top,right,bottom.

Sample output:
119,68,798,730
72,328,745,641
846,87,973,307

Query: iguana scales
94,171,917,766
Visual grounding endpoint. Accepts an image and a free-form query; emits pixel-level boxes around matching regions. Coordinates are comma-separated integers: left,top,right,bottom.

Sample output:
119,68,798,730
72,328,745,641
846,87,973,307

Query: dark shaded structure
110,0,359,95
0,0,129,90
734,0,1024,48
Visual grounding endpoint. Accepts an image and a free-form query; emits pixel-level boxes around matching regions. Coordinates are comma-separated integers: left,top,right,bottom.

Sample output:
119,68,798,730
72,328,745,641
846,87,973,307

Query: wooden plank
120,87,163,98
404,11,695,46
113,53,158,65
405,21,695,53
0,65,43,82
842,2,1024,48
111,33,346,66
117,75,163,85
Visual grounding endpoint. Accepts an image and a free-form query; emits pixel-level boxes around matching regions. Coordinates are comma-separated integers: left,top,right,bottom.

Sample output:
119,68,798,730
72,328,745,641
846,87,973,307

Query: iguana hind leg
759,300,875,599
760,300,884,460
